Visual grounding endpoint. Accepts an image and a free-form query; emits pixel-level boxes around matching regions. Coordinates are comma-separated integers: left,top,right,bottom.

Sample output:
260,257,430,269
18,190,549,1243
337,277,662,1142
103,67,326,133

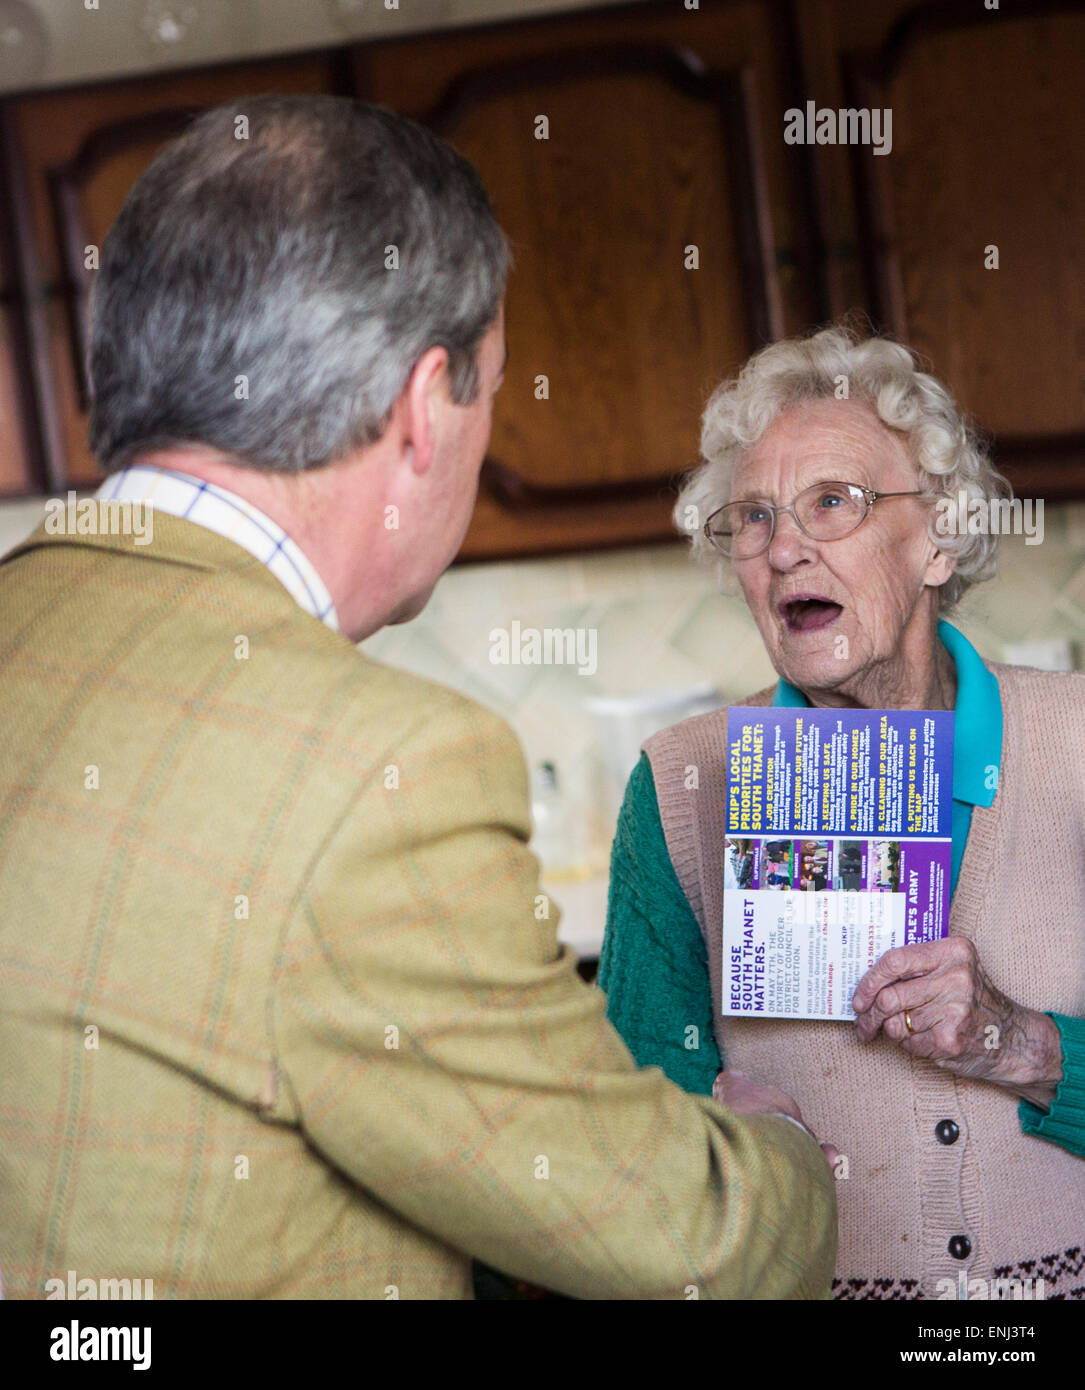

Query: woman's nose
767,509,815,566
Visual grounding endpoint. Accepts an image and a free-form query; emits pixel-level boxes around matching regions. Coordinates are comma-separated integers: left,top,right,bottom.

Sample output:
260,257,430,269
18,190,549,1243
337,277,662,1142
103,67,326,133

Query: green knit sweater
599,752,1085,1157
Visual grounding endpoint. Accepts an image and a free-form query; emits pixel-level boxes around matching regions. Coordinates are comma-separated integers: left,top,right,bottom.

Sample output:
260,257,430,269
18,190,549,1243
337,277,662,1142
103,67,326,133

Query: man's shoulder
250,628,526,795
351,651,524,765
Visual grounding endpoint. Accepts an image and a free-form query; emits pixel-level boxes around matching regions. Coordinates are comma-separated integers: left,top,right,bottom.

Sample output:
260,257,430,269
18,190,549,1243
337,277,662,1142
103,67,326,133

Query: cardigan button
935,1119,960,1145
948,1235,972,1260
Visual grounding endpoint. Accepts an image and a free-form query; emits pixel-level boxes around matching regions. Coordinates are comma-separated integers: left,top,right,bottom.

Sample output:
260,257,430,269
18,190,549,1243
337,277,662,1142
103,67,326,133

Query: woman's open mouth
780,595,844,633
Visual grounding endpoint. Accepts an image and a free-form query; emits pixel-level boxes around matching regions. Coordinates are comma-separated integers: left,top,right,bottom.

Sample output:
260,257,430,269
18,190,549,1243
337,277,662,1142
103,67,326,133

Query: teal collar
770,620,1002,807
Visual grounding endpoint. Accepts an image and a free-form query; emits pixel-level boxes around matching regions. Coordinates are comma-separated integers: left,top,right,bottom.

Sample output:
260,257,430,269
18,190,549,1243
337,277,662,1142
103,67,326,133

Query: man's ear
401,345,449,478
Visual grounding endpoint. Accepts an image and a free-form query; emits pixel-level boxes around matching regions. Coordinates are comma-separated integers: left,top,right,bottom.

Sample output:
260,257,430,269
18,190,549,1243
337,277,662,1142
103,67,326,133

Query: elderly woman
599,325,1085,1299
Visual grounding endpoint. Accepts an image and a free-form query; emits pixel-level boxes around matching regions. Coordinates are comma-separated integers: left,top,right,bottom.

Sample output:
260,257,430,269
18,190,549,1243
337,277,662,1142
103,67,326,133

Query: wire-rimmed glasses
703,480,927,559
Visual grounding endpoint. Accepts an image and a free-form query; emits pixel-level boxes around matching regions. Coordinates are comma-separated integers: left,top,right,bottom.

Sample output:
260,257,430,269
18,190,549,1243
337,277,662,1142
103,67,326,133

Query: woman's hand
712,1069,839,1168
851,937,1063,1108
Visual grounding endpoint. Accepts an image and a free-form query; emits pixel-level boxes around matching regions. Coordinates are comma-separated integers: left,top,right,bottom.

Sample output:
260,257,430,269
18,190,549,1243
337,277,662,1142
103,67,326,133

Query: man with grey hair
0,95,835,1300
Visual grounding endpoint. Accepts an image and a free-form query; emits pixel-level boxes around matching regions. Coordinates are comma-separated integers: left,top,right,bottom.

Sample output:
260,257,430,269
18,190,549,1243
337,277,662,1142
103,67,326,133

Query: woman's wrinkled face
729,399,951,696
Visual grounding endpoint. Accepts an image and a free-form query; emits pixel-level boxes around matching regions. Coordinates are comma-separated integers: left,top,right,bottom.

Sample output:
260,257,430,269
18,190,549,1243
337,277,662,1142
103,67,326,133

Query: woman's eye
745,506,771,524
817,491,844,509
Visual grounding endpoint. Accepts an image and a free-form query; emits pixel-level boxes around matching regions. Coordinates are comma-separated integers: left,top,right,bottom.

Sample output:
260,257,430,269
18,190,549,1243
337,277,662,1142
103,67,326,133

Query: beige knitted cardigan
644,661,1085,1299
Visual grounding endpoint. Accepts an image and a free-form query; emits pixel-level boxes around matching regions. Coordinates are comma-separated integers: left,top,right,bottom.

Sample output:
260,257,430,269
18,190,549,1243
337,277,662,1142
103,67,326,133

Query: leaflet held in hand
723,707,953,1021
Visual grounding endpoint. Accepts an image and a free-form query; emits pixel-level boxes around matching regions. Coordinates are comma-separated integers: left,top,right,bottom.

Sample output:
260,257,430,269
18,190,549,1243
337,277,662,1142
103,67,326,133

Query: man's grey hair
89,94,509,472
676,323,1011,610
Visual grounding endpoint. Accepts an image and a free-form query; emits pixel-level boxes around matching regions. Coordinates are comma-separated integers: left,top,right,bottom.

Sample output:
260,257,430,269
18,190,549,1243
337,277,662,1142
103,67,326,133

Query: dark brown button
935,1119,960,1145
948,1235,972,1260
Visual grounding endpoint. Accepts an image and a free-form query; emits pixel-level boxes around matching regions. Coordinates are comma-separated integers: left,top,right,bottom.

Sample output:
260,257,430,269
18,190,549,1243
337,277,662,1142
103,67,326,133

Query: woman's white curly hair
675,322,1010,610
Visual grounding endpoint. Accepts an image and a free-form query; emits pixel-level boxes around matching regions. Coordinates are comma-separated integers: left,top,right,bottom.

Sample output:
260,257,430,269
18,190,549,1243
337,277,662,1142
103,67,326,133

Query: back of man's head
88,94,508,475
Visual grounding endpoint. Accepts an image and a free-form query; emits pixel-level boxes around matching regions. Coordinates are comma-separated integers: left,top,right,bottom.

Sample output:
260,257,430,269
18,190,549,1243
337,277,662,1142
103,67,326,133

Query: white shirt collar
95,466,339,632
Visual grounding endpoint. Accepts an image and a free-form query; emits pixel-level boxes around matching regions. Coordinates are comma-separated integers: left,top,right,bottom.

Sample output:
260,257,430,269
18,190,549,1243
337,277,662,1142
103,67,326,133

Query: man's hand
851,936,1063,1108
712,1069,839,1168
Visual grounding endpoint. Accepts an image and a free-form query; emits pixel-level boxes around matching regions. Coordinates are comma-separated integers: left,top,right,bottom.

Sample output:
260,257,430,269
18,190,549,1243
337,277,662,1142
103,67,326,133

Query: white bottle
531,760,570,877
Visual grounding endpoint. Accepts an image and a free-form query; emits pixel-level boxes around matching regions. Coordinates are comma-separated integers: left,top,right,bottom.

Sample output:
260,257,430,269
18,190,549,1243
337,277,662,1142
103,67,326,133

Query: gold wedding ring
904,1010,914,1034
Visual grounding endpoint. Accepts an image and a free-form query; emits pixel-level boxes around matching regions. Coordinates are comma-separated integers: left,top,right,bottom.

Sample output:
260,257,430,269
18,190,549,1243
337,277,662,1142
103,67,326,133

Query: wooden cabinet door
0,53,350,497
0,199,36,495
1,2,808,559
355,0,801,559
845,2,1085,497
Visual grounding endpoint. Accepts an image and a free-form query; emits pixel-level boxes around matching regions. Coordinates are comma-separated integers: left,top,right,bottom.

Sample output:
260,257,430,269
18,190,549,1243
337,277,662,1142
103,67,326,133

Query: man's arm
271,694,837,1299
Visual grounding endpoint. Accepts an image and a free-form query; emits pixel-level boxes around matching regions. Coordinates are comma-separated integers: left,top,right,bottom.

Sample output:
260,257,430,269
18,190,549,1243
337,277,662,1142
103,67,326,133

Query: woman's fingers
851,941,940,1013
855,978,940,1041
854,937,984,1046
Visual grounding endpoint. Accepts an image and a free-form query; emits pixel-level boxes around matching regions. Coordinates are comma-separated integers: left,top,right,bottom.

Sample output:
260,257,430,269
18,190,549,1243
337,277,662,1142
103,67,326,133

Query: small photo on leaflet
871,839,901,892
724,838,755,890
759,839,793,890
797,839,830,891
834,839,864,890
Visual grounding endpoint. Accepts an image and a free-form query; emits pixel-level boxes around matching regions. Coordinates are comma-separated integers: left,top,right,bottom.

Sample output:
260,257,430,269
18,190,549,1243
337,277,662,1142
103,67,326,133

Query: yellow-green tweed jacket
0,517,836,1299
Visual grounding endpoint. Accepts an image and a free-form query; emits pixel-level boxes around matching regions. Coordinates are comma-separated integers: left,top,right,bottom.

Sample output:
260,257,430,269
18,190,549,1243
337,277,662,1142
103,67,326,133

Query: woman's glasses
703,480,927,559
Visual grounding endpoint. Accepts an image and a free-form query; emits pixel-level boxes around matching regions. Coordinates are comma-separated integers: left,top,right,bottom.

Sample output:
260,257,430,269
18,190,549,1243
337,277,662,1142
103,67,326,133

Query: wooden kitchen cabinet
0,314,33,495
0,52,352,497
369,0,1084,518
792,0,1085,498
0,0,807,559
354,0,807,559
0,229,34,494
0,0,1081,545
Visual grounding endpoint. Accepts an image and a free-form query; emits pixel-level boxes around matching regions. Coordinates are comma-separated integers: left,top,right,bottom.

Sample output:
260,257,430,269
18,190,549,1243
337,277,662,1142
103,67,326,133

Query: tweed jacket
0,516,835,1300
